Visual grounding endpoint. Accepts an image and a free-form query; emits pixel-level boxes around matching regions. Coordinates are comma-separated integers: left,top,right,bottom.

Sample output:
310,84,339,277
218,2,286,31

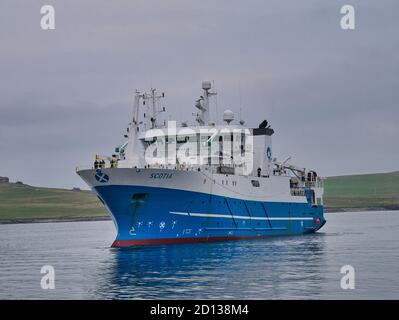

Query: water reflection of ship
92,235,327,299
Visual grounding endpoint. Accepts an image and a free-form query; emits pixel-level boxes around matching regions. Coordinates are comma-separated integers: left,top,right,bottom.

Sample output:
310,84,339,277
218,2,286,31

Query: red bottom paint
112,235,278,247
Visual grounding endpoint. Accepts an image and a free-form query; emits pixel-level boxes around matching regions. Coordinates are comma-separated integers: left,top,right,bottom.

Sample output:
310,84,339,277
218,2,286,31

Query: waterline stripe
169,211,314,220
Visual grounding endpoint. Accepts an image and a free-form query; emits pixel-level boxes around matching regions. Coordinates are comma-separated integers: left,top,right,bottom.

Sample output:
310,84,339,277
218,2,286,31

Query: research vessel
77,81,326,247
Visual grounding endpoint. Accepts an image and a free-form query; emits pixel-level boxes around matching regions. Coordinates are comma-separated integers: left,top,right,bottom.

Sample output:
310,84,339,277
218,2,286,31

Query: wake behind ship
77,81,326,247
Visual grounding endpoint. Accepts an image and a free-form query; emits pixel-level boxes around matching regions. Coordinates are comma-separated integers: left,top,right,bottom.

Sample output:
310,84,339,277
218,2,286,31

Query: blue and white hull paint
77,168,326,247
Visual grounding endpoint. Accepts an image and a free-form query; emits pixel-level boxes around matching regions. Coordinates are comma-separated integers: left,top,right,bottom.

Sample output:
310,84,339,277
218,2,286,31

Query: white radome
223,109,234,124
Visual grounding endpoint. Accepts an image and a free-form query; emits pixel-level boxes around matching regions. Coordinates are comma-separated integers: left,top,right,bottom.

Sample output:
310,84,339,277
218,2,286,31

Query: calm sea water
0,211,398,299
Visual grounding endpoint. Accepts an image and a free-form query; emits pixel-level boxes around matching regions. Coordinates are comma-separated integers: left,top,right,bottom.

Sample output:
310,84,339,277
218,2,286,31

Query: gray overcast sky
0,0,398,189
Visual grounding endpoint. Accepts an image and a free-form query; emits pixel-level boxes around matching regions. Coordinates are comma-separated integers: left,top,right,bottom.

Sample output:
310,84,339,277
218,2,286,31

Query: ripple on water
0,211,398,299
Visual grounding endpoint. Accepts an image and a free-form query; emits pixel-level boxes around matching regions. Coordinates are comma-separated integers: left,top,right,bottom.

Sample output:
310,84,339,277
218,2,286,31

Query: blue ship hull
94,185,326,247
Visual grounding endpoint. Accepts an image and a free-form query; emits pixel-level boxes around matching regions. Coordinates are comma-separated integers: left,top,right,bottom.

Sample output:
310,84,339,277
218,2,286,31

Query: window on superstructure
241,133,245,155
177,135,188,143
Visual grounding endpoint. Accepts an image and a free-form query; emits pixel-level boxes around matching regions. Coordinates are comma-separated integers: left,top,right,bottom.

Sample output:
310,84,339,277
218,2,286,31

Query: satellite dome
223,109,234,124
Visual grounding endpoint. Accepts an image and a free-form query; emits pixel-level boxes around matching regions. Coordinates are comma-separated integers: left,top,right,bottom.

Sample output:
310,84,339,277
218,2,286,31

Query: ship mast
195,81,217,125
119,90,143,168
143,88,165,129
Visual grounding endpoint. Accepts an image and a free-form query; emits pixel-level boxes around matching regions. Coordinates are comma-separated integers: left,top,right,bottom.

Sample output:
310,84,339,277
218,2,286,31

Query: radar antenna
195,81,217,125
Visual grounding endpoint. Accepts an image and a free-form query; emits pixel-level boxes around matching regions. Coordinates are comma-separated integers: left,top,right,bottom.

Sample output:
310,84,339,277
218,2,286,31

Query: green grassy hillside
0,171,398,221
324,171,399,209
0,182,106,221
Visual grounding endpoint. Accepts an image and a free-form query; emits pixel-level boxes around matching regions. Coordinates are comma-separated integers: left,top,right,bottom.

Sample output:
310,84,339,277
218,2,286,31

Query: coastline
1,207,398,225
324,206,399,213
2,172,398,225
0,215,111,225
